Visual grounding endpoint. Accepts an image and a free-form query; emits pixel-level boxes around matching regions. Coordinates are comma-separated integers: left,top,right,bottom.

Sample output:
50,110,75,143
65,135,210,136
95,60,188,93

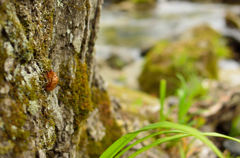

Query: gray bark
0,0,110,157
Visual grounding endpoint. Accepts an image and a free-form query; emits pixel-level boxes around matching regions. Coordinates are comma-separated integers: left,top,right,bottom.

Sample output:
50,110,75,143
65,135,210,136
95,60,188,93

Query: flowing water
95,1,240,61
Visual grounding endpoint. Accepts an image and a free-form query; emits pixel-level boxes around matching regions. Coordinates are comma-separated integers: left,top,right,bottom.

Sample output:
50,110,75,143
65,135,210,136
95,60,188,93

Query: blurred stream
95,1,240,61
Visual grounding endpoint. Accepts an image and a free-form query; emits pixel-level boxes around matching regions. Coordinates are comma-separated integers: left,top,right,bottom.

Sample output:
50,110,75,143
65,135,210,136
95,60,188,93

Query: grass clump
100,121,240,158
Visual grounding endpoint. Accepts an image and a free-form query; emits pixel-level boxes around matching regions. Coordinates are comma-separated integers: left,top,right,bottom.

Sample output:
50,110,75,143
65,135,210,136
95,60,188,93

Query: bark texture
0,0,121,157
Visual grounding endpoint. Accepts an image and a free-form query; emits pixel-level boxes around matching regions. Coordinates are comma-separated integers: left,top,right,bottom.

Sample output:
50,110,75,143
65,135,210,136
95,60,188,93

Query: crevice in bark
79,0,91,62
86,0,103,87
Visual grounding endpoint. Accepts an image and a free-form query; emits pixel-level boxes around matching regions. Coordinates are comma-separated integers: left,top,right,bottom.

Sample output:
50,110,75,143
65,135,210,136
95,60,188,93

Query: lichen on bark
0,0,114,157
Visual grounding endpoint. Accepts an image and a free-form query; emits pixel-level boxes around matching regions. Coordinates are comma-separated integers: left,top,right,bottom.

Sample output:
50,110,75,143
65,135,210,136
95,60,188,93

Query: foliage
159,75,207,125
176,74,207,124
100,76,215,157
230,115,240,137
158,77,207,156
100,121,240,158
159,79,166,122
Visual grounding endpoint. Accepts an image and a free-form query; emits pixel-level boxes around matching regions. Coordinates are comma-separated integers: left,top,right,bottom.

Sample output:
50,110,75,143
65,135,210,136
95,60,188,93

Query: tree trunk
0,0,121,157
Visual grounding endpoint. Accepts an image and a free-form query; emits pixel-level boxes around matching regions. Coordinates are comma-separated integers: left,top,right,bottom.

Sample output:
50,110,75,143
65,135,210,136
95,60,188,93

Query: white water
95,1,240,61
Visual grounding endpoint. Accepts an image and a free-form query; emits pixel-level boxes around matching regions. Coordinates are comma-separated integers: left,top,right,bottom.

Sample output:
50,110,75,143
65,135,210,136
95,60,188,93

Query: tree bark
0,0,120,157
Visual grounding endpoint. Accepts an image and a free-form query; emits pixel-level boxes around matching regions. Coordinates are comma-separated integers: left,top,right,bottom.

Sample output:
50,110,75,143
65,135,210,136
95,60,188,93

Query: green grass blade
160,79,167,122
177,88,188,123
115,130,183,158
179,142,186,158
99,132,139,158
129,134,190,158
203,132,240,143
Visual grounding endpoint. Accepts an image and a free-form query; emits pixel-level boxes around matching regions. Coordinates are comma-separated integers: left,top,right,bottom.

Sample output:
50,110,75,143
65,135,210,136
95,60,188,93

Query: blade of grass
129,134,190,158
115,130,184,158
203,132,240,143
100,132,139,158
177,88,188,123
160,79,167,122
179,142,186,158
176,73,191,124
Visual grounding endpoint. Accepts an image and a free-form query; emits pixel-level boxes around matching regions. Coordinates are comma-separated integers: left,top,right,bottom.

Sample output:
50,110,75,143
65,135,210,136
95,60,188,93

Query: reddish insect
45,70,59,91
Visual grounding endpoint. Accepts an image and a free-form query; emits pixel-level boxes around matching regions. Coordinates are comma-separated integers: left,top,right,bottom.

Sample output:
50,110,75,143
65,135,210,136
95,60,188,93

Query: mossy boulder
138,25,231,96
225,11,240,29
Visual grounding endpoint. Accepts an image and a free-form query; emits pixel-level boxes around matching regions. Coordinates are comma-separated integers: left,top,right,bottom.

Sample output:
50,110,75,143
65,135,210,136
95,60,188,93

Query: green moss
87,121,122,158
0,53,32,155
79,87,122,158
138,25,232,96
59,57,93,133
0,100,30,155
0,140,14,155
131,0,156,5
0,51,8,84
2,72,55,154
14,1,54,71
0,1,57,156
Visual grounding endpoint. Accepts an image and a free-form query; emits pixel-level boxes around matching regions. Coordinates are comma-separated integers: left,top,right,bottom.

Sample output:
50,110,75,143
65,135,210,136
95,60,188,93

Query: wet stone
223,138,240,156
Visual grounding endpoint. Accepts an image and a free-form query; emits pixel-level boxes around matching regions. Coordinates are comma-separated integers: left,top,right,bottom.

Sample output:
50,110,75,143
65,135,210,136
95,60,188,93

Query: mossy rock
131,0,156,7
225,11,240,29
138,25,231,96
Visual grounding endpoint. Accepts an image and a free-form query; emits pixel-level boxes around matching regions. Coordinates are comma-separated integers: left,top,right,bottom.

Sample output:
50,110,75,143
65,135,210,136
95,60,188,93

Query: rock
224,11,240,60
104,0,157,11
225,11,240,30
108,84,162,119
138,25,231,96
106,53,134,70
223,138,240,156
225,34,240,60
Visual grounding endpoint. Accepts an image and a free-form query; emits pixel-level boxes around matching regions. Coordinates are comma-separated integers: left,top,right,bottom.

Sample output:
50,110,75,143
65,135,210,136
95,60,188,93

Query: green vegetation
176,74,207,124
159,79,166,122
100,76,221,157
77,87,122,158
159,75,207,125
59,58,93,134
159,74,207,125
101,78,238,157
159,77,207,156
100,121,240,158
230,115,240,137
138,25,231,96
